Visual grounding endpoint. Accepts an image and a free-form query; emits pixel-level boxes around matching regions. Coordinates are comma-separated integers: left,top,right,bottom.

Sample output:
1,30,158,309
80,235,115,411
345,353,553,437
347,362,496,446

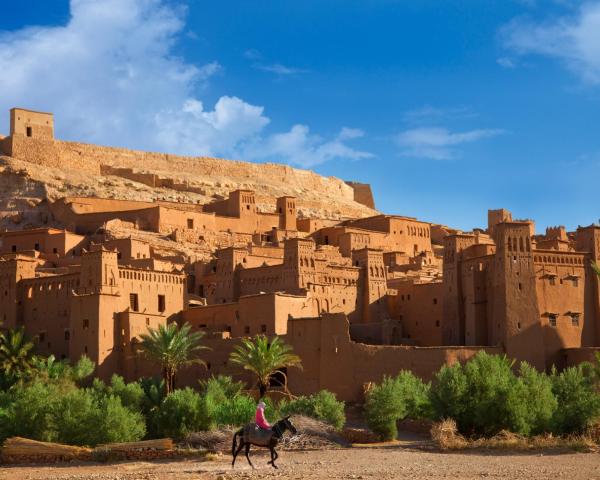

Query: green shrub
551,364,600,434
0,380,60,442
52,388,103,445
509,363,557,435
0,380,145,446
95,395,146,444
364,377,403,440
199,375,244,399
91,375,145,413
155,388,210,438
214,394,256,427
364,371,431,440
431,353,565,437
429,363,468,423
462,352,521,435
279,390,345,430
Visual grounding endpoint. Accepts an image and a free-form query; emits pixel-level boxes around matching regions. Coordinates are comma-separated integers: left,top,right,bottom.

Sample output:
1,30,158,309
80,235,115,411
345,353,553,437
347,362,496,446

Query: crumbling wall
345,181,375,209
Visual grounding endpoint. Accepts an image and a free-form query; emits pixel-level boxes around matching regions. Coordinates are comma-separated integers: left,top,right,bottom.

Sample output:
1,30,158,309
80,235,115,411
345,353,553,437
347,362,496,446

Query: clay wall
20,273,78,359
287,314,502,401
345,182,375,209
533,251,594,367
0,228,86,258
386,281,444,345
459,255,495,346
102,238,151,261
0,256,38,329
182,292,313,337
297,218,339,234
10,109,54,139
344,216,432,254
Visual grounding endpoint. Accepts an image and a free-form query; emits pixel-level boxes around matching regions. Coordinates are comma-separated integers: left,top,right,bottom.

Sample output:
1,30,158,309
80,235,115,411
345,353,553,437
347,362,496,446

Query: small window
246,204,250,210
433,298,437,305
83,319,89,330
53,247,58,254
11,245,16,252
158,294,166,312
549,314,557,327
244,326,250,334
34,243,39,251
129,293,139,312
26,126,32,137
571,314,580,326
549,277,556,286
146,318,150,326
39,331,46,342
435,320,440,327
187,218,194,229
573,278,579,287
225,326,232,333
84,345,88,354
261,324,267,333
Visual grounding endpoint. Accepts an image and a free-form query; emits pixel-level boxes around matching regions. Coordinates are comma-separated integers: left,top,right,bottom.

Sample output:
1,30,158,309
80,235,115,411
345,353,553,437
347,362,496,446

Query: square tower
10,108,54,139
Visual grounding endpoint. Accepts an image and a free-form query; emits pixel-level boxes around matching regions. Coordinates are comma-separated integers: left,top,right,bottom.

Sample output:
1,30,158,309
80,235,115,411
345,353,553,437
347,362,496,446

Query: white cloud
0,0,367,166
501,2,600,84
402,105,477,125
497,56,517,68
244,125,373,168
253,63,309,76
395,127,505,160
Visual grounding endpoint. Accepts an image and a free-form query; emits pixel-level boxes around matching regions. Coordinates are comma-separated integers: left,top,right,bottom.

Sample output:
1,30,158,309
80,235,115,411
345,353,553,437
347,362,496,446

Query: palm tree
138,322,209,395
0,327,36,386
229,335,302,398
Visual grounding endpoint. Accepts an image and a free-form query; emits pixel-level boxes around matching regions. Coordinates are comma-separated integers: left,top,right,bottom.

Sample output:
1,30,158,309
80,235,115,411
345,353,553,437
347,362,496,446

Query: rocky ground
2,440,599,480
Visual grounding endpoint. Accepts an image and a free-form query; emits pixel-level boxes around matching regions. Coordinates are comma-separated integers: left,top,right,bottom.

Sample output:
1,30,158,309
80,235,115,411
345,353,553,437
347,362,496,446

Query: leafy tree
0,327,36,387
229,335,302,397
138,322,208,394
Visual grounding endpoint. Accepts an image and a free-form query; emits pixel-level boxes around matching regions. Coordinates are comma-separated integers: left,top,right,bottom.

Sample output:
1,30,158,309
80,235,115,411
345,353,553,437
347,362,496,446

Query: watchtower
10,108,54,139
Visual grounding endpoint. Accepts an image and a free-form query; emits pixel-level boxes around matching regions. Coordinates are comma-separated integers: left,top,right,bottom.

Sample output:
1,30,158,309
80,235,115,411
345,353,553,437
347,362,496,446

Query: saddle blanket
243,424,273,446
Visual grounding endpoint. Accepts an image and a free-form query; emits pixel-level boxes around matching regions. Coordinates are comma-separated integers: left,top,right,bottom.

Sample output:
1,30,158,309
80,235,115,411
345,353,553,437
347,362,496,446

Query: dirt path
2,445,600,480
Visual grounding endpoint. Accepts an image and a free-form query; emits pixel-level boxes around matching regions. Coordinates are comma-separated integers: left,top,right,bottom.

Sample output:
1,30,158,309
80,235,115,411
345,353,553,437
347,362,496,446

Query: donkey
231,416,297,469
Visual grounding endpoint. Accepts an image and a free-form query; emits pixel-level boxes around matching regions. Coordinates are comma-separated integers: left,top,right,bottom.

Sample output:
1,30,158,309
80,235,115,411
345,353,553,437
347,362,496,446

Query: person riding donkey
255,400,271,431
232,399,297,469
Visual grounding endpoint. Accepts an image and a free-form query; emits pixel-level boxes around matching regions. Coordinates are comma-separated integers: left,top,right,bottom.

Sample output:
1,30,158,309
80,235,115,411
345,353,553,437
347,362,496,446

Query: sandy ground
2,444,600,480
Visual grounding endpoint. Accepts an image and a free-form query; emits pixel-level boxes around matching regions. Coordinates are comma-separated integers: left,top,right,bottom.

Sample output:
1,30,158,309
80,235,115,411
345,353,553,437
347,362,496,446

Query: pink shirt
255,406,271,429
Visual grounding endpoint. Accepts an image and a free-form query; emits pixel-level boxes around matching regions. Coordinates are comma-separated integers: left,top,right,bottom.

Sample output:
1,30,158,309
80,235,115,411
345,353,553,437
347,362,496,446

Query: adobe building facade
2,108,600,401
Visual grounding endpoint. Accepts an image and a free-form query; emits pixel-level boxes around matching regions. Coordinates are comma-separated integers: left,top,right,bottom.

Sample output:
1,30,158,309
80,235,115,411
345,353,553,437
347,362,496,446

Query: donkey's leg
269,446,279,469
244,443,254,469
232,439,245,467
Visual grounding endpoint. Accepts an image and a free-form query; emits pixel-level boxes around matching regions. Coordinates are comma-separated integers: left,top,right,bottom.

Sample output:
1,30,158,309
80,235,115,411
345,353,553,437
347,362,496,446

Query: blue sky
0,0,598,232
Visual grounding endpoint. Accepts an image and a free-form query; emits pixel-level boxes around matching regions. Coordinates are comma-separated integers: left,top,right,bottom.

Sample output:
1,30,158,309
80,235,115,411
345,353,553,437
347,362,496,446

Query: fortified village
1,107,599,402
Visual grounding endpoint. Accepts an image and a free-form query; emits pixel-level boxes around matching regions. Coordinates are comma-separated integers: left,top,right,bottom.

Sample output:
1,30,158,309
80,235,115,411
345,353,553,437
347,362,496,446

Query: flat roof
10,107,54,116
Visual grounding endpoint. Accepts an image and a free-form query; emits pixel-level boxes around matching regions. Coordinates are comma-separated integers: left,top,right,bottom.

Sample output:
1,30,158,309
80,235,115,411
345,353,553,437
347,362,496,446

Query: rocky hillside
0,135,377,232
